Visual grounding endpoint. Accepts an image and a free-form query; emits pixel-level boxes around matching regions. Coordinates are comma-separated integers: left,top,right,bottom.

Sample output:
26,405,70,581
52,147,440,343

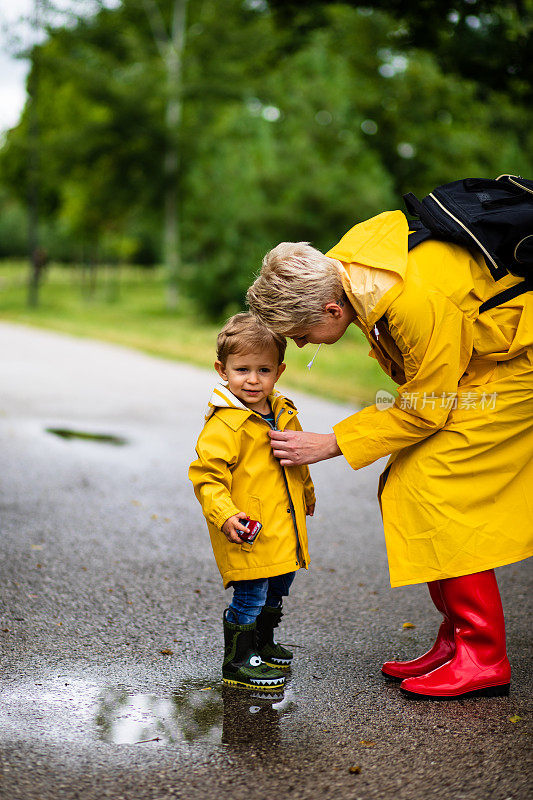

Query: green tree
140,0,189,307
268,1,533,102
1,0,531,318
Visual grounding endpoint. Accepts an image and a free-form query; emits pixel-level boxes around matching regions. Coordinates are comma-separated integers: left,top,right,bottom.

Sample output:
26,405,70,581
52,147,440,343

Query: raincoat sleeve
188,418,242,530
333,286,474,470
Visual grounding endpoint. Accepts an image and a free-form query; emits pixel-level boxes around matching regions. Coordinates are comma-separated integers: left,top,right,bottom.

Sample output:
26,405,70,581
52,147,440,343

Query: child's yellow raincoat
327,211,533,587
189,386,315,588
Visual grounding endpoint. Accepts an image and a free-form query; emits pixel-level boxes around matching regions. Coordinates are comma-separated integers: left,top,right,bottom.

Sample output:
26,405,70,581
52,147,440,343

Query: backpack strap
479,280,531,314
407,218,432,250
404,192,425,217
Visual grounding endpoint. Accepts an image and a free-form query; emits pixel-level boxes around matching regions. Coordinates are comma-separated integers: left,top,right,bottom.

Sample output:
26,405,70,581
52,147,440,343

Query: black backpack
404,175,533,313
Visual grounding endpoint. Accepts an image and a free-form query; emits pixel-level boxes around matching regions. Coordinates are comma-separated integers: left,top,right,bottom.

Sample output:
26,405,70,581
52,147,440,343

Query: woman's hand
269,430,341,466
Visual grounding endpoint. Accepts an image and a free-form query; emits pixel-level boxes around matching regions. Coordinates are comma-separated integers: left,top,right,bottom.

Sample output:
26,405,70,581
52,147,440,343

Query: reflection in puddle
96,680,295,749
46,427,127,445
221,686,294,751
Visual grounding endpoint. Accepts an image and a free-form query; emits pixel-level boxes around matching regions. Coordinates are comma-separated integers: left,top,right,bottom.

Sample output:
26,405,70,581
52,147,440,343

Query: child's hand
306,503,315,516
222,513,249,544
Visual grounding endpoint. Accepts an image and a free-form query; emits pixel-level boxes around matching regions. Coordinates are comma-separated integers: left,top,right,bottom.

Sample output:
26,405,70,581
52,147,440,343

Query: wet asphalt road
0,321,531,800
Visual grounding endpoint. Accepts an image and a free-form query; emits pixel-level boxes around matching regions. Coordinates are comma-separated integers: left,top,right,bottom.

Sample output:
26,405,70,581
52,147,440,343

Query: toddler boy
189,313,315,690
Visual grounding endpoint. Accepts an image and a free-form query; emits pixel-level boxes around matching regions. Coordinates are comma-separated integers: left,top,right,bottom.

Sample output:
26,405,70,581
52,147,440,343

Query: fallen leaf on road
359,741,375,746
509,715,522,723
151,514,158,520
348,766,362,774
402,622,415,629
131,500,142,506
160,649,173,655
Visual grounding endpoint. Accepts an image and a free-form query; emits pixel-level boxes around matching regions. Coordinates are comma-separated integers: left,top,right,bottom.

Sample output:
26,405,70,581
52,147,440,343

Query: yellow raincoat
189,386,315,588
327,211,533,587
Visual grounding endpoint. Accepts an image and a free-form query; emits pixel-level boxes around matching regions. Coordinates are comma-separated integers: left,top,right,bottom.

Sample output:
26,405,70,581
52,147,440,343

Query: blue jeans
227,572,295,625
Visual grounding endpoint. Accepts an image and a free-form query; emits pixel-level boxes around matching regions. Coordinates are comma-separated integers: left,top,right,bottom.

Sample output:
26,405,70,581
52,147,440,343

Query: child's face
215,345,286,414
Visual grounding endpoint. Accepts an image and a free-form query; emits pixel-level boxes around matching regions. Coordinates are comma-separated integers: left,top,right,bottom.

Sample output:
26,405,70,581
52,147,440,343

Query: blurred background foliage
0,0,531,384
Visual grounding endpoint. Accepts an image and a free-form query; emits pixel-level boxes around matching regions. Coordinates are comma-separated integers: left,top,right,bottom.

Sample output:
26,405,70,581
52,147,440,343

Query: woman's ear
324,301,343,318
215,360,227,380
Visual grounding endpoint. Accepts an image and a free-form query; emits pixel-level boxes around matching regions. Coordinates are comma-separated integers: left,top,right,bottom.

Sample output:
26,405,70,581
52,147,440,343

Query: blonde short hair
216,312,287,365
247,242,343,334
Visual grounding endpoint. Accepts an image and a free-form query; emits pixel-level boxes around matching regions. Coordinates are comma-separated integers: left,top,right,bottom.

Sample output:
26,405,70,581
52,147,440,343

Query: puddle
95,680,296,749
0,676,295,755
46,427,127,445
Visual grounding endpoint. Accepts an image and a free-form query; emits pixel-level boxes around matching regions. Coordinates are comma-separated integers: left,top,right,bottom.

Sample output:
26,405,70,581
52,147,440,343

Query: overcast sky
0,0,33,133
0,0,119,134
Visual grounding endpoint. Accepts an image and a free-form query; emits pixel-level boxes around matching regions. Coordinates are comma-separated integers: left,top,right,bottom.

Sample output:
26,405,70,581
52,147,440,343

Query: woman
246,210,533,699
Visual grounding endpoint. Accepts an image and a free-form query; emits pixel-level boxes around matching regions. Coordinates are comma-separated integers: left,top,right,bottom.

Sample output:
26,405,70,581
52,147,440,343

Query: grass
0,261,395,407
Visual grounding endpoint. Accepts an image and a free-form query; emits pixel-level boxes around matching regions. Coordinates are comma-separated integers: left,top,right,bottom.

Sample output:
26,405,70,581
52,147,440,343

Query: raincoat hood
205,384,250,418
326,210,407,327
205,385,295,431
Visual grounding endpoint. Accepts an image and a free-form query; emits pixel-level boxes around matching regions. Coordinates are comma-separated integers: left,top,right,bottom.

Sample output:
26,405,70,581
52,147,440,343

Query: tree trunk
163,0,188,310
26,0,42,308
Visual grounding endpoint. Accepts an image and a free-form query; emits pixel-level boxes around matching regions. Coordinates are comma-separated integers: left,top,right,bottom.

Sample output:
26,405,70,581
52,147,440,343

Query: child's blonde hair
216,312,287,365
247,242,344,334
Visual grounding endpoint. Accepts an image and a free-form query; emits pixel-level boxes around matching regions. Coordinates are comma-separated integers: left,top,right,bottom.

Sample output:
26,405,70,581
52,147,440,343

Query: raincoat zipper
357,316,394,376
253,406,303,567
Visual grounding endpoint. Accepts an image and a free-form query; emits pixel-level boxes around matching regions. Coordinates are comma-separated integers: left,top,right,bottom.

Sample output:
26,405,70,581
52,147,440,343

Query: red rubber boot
401,570,511,699
381,581,455,681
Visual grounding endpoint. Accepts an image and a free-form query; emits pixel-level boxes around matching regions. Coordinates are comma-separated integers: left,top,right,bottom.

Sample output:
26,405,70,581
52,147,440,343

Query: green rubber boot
256,605,293,670
222,611,286,691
